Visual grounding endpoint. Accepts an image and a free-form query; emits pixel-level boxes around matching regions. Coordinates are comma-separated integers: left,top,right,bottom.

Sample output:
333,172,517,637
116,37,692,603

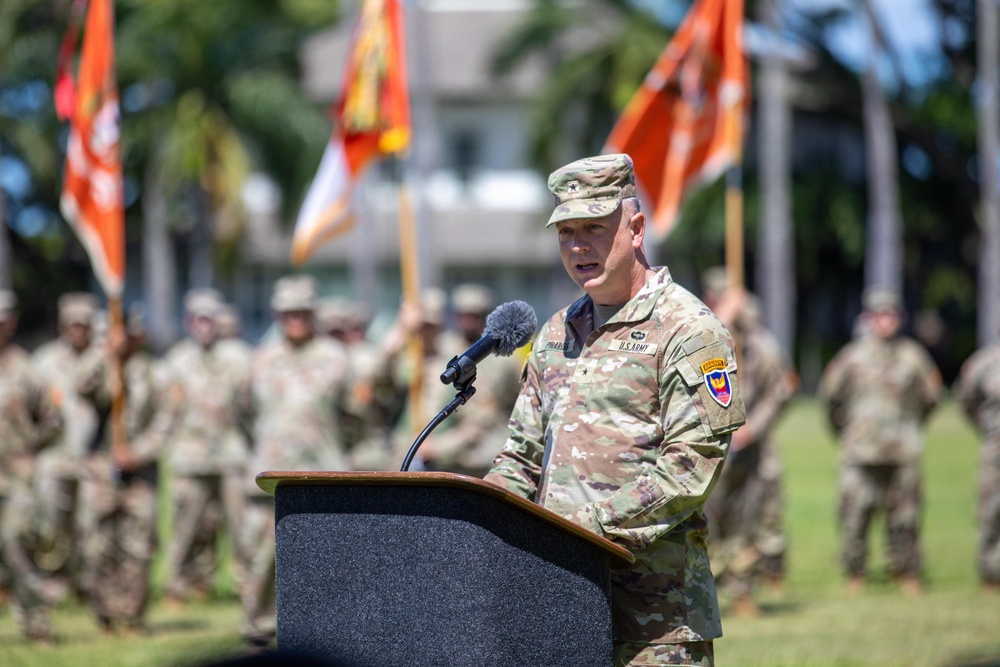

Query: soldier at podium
484,154,745,667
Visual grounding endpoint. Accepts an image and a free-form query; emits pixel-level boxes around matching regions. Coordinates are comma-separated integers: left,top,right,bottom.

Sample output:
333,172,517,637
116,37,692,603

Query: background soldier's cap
862,287,903,313
183,288,224,319
271,275,318,313
58,292,98,326
452,283,495,316
701,266,729,303
316,297,353,332
546,153,637,227
421,287,446,326
216,304,242,337
0,290,17,319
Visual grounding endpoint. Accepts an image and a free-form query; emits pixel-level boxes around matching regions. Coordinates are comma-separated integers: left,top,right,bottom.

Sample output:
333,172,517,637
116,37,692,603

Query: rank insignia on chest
701,358,732,408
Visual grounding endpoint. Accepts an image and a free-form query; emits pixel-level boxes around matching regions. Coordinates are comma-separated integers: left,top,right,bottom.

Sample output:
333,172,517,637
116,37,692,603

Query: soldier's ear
629,211,646,250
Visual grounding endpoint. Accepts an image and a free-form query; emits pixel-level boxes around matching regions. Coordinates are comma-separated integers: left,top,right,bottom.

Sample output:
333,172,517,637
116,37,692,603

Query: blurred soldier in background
820,288,942,594
240,275,355,646
76,305,167,634
420,283,522,477
701,274,794,616
318,297,394,470
0,290,64,643
32,292,101,603
216,303,244,340
161,289,252,607
954,336,1000,593
376,288,453,468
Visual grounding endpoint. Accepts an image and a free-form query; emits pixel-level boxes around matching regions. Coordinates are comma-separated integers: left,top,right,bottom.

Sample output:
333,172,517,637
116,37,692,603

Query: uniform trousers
839,462,922,577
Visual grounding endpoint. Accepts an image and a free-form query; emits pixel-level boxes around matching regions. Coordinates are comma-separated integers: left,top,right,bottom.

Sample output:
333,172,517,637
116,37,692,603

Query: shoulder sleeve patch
675,340,746,434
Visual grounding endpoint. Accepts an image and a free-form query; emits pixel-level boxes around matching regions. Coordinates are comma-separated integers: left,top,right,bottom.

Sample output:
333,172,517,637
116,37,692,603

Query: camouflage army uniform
484,267,746,656
819,333,941,580
954,343,1000,586
240,328,354,643
77,342,168,631
706,317,792,602
160,335,252,602
0,340,64,640
32,331,101,599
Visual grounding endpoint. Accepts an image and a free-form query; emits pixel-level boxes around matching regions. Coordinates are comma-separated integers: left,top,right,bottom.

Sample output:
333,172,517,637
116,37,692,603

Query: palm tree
113,0,339,349
859,0,904,295
755,0,795,354
491,0,670,173
976,0,1000,345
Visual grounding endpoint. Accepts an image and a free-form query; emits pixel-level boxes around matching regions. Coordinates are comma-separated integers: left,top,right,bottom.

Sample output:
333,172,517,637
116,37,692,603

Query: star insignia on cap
568,181,579,192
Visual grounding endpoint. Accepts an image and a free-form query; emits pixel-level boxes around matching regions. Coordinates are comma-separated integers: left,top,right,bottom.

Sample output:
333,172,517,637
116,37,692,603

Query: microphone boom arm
400,374,478,472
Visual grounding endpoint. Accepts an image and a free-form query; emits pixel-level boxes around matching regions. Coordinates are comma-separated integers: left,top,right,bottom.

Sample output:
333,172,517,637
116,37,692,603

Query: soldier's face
188,314,218,347
64,321,91,351
280,309,314,345
869,309,902,339
556,206,646,305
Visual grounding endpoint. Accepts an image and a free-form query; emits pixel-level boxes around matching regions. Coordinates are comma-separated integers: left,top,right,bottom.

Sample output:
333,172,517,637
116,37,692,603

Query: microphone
440,300,537,386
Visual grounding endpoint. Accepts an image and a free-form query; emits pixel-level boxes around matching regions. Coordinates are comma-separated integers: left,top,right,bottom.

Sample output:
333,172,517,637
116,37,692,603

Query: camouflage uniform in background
954,343,1000,588
819,289,941,585
705,296,793,609
240,276,355,645
31,292,101,601
161,289,252,604
485,154,746,666
76,311,169,632
318,297,394,471
425,284,523,478
0,291,64,641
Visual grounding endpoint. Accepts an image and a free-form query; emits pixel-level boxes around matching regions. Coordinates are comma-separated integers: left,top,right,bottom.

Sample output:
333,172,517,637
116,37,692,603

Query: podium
257,471,633,667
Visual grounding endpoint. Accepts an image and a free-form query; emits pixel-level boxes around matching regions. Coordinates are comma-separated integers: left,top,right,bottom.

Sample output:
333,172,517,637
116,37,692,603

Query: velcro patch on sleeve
676,340,746,434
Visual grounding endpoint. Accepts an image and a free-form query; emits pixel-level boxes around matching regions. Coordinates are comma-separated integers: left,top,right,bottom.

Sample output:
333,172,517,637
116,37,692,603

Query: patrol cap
701,266,728,303
452,283,495,316
216,304,242,337
184,288,224,319
421,287,446,326
862,287,903,313
0,290,17,320
271,275,317,313
316,297,352,332
546,153,637,227
58,292,98,326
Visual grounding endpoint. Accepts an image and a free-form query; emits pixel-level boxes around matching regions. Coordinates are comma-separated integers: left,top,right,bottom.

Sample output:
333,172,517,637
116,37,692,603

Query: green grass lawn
1,399,998,666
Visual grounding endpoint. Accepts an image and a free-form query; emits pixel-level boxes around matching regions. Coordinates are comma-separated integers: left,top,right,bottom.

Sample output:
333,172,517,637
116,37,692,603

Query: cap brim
546,198,622,227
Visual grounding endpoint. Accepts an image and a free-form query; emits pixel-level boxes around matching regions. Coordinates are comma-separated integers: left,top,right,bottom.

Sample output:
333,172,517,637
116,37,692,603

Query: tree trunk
755,0,796,355
977,0,1000,345
189,187,215,290
860,0,904,295
142,167,178,352
0,143,11,291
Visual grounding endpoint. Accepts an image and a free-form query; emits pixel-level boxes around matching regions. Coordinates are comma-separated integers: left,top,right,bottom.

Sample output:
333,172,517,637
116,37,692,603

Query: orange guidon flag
59,0,125,297
604,0,747,239
291,0,410,266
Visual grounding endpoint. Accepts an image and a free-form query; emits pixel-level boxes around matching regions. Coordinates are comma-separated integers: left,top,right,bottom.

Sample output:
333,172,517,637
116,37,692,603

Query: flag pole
397,180,424,439
724,102,744,291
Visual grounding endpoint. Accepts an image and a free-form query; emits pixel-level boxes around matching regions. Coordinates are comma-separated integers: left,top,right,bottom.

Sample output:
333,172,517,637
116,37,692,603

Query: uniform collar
566,266,673,332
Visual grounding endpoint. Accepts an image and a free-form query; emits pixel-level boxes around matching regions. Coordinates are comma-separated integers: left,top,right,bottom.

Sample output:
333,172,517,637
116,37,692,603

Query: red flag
291,0,410,266
604,0,747,238
59,0,125,297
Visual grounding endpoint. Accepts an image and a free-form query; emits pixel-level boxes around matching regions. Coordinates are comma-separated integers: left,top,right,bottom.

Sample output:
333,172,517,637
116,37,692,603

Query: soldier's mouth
577,262,599,274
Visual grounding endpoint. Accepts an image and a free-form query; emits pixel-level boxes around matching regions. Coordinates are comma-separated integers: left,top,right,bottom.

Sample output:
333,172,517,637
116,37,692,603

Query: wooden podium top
257,470,635,568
